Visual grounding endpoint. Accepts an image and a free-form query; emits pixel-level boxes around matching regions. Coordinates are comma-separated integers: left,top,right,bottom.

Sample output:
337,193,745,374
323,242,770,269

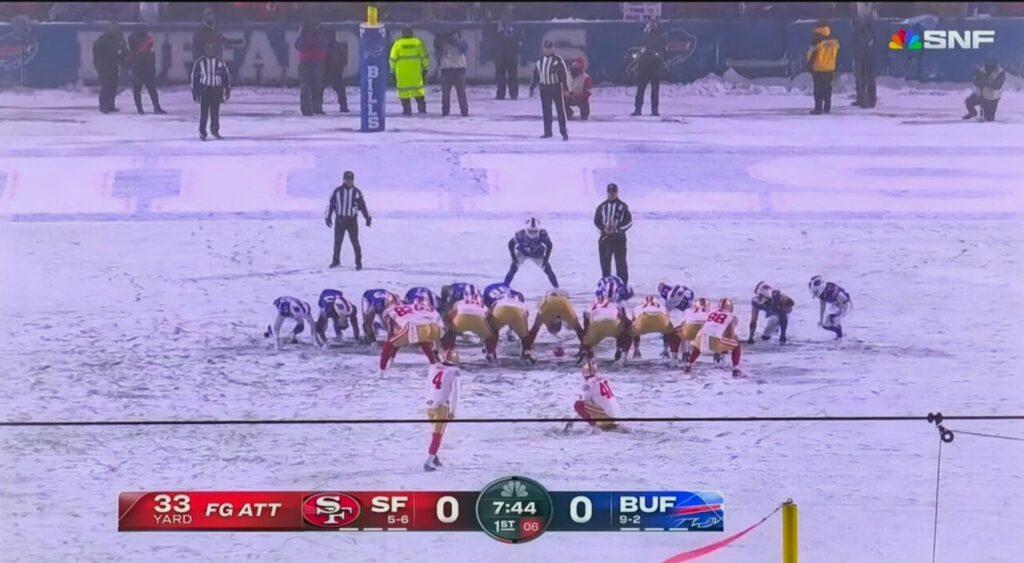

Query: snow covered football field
1,78,1024,563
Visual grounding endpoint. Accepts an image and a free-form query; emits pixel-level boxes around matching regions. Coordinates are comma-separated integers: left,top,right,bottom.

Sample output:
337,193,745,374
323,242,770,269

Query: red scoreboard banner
119,491,479,532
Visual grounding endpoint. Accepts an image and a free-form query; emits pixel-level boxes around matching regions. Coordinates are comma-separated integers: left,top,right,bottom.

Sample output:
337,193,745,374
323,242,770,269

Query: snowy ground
1,80,1024,563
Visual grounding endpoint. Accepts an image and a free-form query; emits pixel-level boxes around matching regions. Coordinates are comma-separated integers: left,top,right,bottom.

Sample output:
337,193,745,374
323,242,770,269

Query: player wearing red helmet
683,297,743,378
379,298,443,371
566,360,621,432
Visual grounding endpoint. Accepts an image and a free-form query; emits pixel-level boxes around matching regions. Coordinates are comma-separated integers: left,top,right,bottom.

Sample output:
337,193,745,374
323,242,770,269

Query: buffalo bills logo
664,28,697,66
0,31,37,72
361,45,384,60
625,27,697,77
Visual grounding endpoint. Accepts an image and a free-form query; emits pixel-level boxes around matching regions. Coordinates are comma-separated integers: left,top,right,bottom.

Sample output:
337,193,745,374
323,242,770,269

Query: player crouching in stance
440,283,498,362
524,288,583,352
483,282,532,364
683,298,743,378
578,290,631,363
424,349,460,471
566,360,621,433
504,217,559,287
619,294,677,362
315,289,361,345
361,289,401,348
379,295,443,371
674,297,710,364
748,281,795,344
265,296,322,348
405,286,441,311
809,275,852,339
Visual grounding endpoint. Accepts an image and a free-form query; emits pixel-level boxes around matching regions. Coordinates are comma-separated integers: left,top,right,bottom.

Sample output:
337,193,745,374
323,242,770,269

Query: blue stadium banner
359,23,387,133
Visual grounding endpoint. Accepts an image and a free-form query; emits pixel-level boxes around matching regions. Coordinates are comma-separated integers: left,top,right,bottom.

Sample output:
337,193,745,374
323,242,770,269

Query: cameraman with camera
435,29,469,117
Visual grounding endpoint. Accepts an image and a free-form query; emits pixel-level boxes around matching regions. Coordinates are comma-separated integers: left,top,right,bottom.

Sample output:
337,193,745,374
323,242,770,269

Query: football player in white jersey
672,297,710,362
578,294,631,362
441,284,499,361
619,294,676,361
684,298,743,378
424,350,461,471
567,359,622,432
524,288,583,350
379,295,443,371
264,296,323,349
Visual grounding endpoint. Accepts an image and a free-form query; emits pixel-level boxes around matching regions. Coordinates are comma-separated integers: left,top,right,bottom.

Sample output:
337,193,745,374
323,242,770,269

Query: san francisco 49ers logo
302,493,361,528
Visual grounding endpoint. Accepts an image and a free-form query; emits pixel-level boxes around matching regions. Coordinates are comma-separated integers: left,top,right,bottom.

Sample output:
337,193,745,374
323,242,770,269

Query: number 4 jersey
426,365,461,414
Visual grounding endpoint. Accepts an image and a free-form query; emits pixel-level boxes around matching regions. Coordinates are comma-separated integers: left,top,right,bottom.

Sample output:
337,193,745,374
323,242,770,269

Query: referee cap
343,170,355,180
543,39,554,49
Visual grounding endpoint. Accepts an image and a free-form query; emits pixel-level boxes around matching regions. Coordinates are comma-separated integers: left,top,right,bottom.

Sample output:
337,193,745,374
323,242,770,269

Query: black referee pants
199,86,223,136
539,84,568,137
332,217,362,268
598,234,628,285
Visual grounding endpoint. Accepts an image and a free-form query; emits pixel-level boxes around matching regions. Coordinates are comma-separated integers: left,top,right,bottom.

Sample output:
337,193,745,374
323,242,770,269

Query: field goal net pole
359,5,386,132
782,499,798,563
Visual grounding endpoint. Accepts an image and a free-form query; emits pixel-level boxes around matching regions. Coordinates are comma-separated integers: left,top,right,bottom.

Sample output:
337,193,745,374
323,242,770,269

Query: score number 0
569,496,593,524
436,495,459,524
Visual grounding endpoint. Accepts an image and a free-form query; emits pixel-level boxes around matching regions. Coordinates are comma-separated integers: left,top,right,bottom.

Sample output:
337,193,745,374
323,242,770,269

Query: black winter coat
92,30,126,75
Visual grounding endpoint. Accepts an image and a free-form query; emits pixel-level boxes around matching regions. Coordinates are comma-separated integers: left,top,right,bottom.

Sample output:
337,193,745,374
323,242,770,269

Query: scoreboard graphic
119,476,724,542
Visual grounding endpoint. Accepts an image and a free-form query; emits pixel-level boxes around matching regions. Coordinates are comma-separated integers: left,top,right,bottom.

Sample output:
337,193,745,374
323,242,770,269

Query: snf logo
889,28,995,50
302,493,361,528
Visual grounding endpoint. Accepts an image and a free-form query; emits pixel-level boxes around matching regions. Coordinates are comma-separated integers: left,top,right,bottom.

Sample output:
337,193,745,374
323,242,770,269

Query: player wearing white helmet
748,281,795,344
424,349,461,471
361,289,402,346
567,359,621,432
684,297,743,378
504,217,559,287
809,275,852,339
265,296,323,348
315,289,361,344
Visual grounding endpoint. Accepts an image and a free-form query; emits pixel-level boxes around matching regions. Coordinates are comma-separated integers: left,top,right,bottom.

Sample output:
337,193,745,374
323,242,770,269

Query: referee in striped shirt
325,170,372,270
190,42,231,141
529,40,569,141
594,183,632,284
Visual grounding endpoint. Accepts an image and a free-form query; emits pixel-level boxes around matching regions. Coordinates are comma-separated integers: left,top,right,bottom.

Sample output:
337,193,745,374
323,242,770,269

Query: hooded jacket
564,58,592,101
436,33,468,71
806,24,839,73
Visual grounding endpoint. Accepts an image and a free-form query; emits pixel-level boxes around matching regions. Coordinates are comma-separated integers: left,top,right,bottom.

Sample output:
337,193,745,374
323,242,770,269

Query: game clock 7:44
475,476,554,543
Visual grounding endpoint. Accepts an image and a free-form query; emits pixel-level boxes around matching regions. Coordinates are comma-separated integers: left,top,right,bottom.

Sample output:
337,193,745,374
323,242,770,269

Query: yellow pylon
782,499,798,563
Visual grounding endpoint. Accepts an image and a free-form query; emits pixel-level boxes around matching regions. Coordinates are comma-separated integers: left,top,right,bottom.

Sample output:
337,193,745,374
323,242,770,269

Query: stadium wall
1,18,1021,88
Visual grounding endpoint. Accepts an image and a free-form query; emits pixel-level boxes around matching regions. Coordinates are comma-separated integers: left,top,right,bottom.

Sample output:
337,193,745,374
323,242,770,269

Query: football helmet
808,275,826,298
525,217,541,239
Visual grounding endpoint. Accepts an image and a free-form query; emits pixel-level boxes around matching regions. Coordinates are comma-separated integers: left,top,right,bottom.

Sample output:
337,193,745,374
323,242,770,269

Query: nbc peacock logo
888,29,922,51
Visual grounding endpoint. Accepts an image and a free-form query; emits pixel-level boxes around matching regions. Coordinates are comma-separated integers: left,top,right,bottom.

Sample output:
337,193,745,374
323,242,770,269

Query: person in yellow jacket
390,27,430,115
806,21,839,115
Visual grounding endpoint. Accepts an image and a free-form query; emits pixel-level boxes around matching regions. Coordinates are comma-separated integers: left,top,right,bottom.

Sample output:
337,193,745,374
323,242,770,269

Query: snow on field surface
1,80,1023,563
